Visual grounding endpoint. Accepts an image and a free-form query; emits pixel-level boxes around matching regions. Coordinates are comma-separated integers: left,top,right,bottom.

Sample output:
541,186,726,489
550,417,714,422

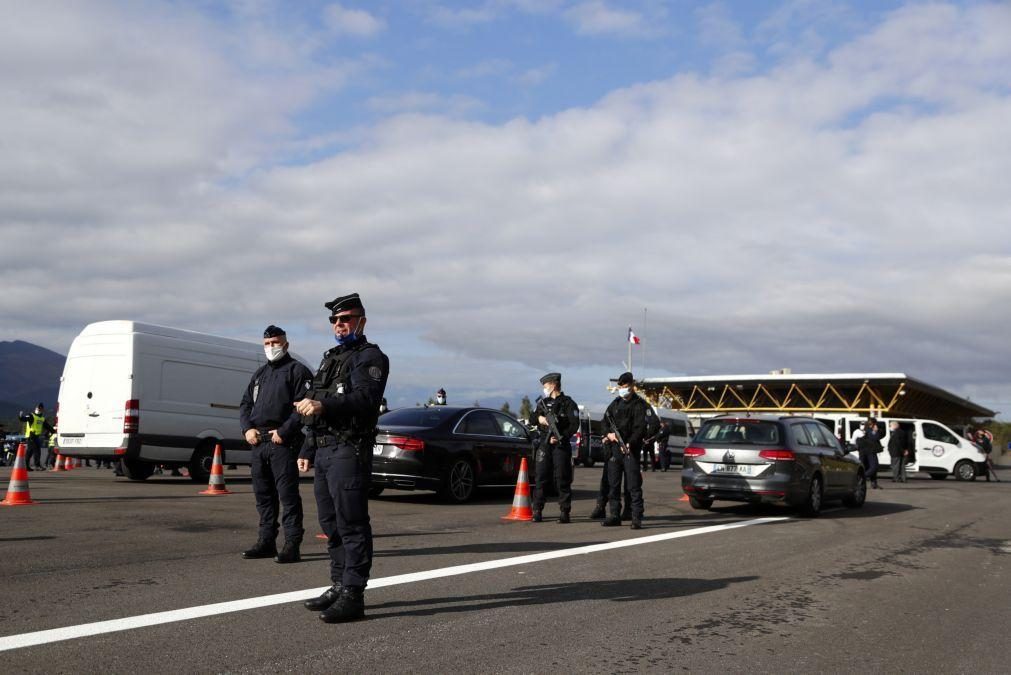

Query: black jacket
533,393,579,449
239,353,314,445
604,394,651,451
887,429,910,458
299,337,390,461
857,429,882,455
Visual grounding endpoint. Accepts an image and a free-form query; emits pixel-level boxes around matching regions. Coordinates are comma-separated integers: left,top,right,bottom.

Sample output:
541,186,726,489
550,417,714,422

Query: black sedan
371,406,534,503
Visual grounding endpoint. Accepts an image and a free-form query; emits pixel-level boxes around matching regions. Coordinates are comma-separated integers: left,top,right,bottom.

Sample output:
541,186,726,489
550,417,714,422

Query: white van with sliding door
808,414,987,481
57,321,277,482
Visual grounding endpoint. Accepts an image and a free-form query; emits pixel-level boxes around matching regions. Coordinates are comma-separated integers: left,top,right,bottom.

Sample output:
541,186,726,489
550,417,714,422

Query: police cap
539,372,561,385
616,372,634,386
325,293,365,315
263,325,286,338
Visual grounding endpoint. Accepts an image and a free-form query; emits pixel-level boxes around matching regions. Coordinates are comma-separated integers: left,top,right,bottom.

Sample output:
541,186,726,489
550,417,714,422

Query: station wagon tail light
684,446,705,458
123,399,140,434
759,449,795,461
389,436,424,452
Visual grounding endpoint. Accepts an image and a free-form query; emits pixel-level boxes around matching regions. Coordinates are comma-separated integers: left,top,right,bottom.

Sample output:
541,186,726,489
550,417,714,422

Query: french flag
628,326,640,345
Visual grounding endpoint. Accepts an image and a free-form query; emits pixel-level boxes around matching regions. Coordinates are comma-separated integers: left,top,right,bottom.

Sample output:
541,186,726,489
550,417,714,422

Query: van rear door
58,346,132,454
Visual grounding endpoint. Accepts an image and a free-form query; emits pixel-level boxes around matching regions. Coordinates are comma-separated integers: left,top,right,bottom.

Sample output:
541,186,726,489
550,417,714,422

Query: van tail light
684,446,705,458
759,449,796,461
124,399,140,435
55,402,60,430
389,435,424,452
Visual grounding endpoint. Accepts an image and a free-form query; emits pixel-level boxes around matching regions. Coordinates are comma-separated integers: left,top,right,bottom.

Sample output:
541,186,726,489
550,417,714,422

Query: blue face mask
335,332,360,347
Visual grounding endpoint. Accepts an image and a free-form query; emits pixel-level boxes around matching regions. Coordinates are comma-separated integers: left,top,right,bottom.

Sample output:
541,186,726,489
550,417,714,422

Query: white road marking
0,516,788,652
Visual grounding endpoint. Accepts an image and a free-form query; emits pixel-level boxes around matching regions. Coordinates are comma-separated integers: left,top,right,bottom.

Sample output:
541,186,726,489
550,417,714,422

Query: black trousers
26,436,42,469
607,447,644,520
533,442,573,512
860,450,879,481
658,444,671,471
642,444,656,471
314,443,372,588
597,442,630,507
250,441,304,542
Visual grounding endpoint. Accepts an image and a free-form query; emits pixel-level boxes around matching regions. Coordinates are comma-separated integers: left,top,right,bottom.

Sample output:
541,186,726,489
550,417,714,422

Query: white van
808,414,987,481
57,321,287,482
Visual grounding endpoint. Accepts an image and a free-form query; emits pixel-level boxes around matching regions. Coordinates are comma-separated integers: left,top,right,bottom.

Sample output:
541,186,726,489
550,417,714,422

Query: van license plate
373,444,383,456
713,464,752,475
60,437,83,446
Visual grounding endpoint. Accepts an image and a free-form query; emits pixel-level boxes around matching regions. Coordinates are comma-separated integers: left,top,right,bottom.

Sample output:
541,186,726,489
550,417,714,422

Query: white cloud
564,0,655,37
514,63,557,86
323,3,386,37
2,2,1011,415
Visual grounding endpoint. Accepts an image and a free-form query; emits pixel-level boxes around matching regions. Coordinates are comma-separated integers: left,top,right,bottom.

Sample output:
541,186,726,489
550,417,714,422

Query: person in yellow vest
19,403,55,471
46,428,58,469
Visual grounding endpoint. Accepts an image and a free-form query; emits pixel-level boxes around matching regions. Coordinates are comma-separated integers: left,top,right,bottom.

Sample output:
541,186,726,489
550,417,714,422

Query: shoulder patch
368,366,383,380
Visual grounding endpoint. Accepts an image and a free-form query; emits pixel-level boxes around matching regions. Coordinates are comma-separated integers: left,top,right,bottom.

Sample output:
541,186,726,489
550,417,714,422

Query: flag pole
627,326,632,375
643,307,647,377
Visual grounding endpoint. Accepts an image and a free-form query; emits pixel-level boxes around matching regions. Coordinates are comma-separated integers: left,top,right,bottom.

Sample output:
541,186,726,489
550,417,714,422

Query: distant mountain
0,340,66,417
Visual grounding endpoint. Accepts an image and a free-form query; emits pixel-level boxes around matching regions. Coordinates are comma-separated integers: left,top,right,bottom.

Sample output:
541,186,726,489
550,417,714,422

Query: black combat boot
319,586,365,623
558,511,571,524
532,510,543,523
589,502,606,519
304,584,342,611
631,519,642,530
274,539,302,564
601,512,621,527
242,539,277,559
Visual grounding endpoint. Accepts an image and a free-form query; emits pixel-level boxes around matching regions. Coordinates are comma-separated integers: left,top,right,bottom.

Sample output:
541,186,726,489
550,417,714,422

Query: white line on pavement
0,516,788,652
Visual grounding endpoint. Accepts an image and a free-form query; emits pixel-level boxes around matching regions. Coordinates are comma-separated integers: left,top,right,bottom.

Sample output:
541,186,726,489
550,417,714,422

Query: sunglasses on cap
329,313,362,324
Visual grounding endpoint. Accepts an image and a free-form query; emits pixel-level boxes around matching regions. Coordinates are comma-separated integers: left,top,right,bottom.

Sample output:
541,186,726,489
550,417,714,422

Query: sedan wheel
801,475,823,517
442,459,476,503
843,473,866,508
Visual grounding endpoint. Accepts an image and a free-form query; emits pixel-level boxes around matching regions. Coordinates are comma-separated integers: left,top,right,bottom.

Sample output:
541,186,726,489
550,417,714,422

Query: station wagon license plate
711,464,753,475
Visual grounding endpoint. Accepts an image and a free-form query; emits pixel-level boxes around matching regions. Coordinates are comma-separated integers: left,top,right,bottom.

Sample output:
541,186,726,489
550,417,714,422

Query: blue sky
1,0,1010,416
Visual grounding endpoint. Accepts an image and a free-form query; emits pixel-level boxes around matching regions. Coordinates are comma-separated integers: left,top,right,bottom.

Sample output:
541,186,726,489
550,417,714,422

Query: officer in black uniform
602,372,649,529
654,421,672,472
239,325,313,563
297,293,389,624
531,373,579,524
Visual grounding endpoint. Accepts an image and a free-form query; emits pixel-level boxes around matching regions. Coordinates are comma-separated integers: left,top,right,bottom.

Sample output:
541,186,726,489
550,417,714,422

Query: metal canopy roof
637,372,994,423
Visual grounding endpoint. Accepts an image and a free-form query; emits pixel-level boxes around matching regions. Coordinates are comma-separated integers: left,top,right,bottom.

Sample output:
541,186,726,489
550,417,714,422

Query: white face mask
436,396,446,405
264,345,286,362
618,387,631,398
542,387,552,398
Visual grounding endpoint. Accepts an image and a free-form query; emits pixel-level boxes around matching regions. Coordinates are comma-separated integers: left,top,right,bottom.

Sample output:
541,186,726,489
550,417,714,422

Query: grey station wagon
681,415,866,516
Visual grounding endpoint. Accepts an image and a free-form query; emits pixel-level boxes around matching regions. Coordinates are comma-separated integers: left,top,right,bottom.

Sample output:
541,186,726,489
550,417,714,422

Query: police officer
297,293,389,624
602,372,649,529
654,421,672,472
18,403,54,471
239,325,313,563
434,388,447,406
531,373,579,524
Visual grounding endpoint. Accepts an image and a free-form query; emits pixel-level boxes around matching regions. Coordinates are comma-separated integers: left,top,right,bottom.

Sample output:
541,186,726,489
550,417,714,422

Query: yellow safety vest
24,413,45,437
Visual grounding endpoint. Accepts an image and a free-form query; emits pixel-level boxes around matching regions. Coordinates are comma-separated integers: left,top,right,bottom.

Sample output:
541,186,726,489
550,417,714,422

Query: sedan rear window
379,408,453,428
697,420,783,445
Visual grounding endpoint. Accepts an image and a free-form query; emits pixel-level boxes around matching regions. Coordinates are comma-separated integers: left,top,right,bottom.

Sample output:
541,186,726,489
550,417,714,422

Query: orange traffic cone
316,534,328,540
679,493,690,502
64,455,74,471
2,444,38,506
199,444,232,495
51,453,64,472
501,457,534,521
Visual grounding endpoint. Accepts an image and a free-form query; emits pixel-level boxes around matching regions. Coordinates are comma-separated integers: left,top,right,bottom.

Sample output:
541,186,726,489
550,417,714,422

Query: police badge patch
368,366,382,380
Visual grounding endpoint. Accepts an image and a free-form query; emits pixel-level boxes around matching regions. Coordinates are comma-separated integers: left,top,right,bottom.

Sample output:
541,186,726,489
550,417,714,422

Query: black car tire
800,475,823,517
121,458,154,481
954,460,976,482
842,473,866,508
440,458,476,503
188,442,217,484
688,495,713,510
929,473,948,480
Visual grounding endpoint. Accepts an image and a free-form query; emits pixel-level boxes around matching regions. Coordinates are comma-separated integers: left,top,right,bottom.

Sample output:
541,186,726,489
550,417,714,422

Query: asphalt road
1,462,1008,674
